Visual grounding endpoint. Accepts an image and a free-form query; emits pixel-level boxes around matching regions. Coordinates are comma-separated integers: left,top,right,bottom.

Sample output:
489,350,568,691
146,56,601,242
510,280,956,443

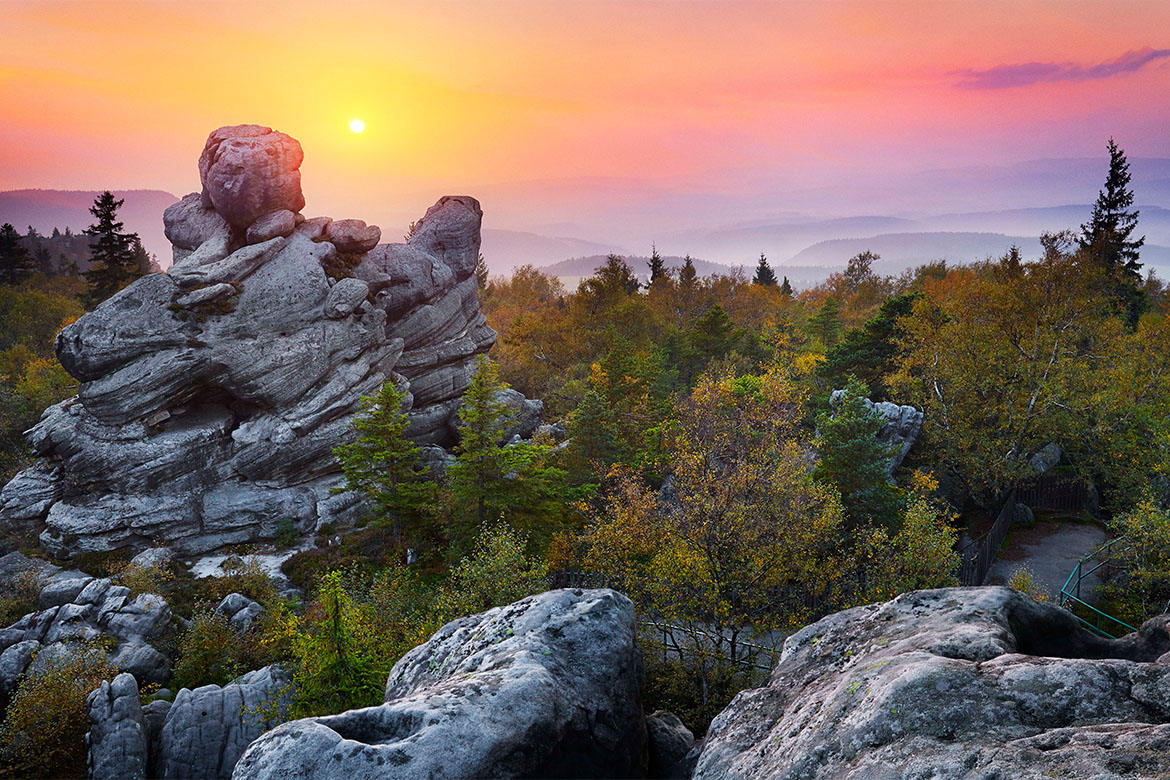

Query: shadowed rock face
693,587,1170,780
0,125,505,558
232,588,646,780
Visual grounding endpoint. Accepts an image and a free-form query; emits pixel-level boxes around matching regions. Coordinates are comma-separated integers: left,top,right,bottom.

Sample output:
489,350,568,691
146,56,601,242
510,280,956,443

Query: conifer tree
779,276,793,296
814,379,902,532
1080,139,1144,279
1080,139,1146,328
83,191,143,306
752,253,778,286
0,223,34,286
807,296,842,347
475,253,489,289
333,380,436,549
648,244,666,285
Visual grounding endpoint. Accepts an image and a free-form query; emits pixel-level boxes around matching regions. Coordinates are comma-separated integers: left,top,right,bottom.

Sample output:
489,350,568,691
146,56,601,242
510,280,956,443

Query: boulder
156,665,292,779
199,125,305,227
323,277,370,319
87,672,148,780
1029,442,1062,475
325,219,381,254
0,126,531,558
245,209,297,244
449,387,543,444
693,587,1170,780
647,710,696,780
233,588,645,780
214,592,264,632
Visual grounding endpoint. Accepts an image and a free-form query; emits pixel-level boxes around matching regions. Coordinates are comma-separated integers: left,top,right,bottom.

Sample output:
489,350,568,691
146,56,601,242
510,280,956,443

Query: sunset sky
2,0,1169,252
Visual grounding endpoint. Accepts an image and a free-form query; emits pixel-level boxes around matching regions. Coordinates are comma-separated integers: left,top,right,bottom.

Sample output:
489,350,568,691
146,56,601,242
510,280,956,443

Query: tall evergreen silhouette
648,244,666,285
1079,139,1146,328
752,253,777,286
0,223,34,286
83,191,143,307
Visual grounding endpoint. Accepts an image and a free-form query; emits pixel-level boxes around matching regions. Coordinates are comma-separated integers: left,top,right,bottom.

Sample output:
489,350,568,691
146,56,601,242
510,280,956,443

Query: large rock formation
0,124,517,558
693,587,1170,780
85,664,292,780
0,560,172,692
232,588,645,780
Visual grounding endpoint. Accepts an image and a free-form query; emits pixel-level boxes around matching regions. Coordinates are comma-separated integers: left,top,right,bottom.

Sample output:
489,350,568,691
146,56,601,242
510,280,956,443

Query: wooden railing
957,489,1016,586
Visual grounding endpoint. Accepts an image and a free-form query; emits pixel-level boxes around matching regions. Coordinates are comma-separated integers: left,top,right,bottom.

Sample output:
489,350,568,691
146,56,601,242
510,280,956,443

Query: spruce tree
1080,139,1146,328
333,380,436,550
677,254,698,290
814,379,902,532
779,276,793,296
475,253,489,289
753,252,778,286
0,223,34,286
83,191,143,306
648,244,666,285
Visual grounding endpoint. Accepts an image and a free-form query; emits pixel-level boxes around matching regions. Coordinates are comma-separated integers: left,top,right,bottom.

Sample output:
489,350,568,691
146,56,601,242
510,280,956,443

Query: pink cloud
955,47,1170,89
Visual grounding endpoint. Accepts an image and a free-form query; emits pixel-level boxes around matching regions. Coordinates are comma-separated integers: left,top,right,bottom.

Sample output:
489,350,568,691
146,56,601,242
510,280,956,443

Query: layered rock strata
0,124,526,558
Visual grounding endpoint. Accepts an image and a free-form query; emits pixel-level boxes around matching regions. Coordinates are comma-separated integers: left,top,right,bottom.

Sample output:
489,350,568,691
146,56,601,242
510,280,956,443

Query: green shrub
274,518,299,549
0,568,45,627
171,608,245,690
0,642,117,779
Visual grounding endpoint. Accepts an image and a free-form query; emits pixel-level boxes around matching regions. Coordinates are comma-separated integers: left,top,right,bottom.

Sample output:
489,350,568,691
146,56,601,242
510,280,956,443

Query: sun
349,119,365,134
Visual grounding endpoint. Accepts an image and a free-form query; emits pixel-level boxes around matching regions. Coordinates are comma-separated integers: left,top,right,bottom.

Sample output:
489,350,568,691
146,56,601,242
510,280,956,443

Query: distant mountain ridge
0,189,179,264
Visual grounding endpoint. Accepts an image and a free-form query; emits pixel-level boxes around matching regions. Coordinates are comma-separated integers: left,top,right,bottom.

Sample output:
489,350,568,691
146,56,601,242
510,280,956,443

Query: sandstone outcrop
86,672,148,780
232,588,645,780
693,587,1170,780
0,563,172,691
85,664,292,780
0,124,525,558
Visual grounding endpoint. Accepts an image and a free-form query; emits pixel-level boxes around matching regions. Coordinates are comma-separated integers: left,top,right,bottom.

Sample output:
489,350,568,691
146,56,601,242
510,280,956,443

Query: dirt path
985,518,1110,602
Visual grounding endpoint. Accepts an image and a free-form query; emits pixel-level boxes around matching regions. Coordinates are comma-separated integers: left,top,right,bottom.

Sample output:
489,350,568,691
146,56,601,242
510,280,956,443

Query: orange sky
2,0,1169,232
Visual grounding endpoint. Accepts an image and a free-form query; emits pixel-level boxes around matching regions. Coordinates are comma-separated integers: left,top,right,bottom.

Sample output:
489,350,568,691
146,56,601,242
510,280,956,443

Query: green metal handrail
1058,538,1137,638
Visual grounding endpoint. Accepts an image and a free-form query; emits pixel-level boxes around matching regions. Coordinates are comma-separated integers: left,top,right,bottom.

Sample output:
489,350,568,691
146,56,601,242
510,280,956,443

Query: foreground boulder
86,672,148,780
233,588,645,779
0,124,527,558
694,586,1170,780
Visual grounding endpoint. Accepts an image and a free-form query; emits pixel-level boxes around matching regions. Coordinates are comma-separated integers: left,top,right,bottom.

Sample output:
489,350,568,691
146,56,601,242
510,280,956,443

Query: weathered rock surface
87,672,148,780
199,125,305,227
214,592,263,632
0,124,521,557
0,570,172,691
829,390,923,474
693,586,1170,780
647,710,696,780
157,665,292,780
233,588,645,780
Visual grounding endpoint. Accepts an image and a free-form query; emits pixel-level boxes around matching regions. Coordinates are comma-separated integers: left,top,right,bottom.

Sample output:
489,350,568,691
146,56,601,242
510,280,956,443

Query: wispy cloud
955,47,1170,89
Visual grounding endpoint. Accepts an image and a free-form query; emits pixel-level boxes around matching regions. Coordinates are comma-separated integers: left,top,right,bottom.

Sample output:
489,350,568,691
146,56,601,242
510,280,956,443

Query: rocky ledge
0,124,541,559
694,586,1170,780
232,588,646,780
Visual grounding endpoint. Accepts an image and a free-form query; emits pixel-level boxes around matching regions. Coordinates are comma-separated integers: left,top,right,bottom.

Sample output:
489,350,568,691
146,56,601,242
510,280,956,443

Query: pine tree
83,191,143,306
333,380,436,550
753,253,778,286
448,358,514,549
779,276,793,296
678,254,698,290
1080,139,1146,328
0,223,34,286
807,296,842,347
648,244,666,285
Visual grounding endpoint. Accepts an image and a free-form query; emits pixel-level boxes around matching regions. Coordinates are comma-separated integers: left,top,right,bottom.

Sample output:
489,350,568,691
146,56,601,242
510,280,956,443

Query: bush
109,559,173,598
274,518,299,549
1007,564,1050,602
0,642,117,779
170,608,246,690
0,568,45,627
